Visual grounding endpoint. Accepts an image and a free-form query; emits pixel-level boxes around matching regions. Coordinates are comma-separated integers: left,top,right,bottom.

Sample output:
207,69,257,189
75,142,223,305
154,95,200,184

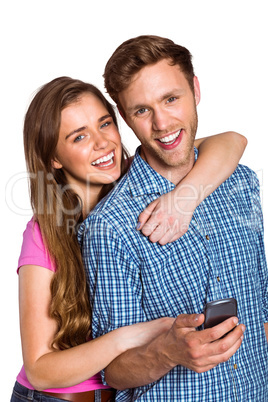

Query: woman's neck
80,185,103,219
64,180,102,220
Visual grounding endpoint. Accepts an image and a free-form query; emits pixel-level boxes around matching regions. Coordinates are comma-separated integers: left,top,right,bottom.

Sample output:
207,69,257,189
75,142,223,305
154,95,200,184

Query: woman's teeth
91,151,114,166
159,129,181,144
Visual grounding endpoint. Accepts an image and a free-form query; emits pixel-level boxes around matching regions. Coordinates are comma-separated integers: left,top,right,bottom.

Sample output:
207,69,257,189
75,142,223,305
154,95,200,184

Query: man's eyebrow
126,104,148,115
126,89,185,115
159,89,185,102
65,114,112,140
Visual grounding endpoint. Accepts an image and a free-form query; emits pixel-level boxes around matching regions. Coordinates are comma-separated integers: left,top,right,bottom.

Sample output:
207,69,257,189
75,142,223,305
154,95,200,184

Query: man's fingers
205,317,244,342
201,325,245,370
174,313,205,329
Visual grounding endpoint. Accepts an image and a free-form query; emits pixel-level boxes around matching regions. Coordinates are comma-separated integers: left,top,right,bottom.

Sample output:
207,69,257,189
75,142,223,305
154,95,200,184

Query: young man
78,36,268,400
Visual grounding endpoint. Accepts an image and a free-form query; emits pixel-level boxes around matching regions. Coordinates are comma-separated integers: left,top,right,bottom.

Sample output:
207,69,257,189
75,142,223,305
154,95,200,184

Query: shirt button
217,276,220,282
234,364,238,369
205,235,210,240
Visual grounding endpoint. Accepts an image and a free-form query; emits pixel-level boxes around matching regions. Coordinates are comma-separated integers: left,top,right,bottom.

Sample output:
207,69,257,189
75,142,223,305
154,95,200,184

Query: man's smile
156,129,183,149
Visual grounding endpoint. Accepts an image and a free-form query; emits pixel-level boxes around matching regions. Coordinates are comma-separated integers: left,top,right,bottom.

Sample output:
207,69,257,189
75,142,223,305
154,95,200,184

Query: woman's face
53,93,122,199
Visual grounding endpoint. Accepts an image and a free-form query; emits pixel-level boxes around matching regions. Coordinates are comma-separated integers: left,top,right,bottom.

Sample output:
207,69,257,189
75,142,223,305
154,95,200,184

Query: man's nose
152,108,169,131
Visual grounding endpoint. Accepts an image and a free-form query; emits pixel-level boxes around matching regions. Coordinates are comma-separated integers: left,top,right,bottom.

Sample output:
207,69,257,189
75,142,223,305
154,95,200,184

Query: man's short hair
104,35,195,108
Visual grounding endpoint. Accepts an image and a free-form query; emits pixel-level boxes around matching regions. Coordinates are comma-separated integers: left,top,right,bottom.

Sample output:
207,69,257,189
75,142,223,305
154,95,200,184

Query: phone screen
204,298,237,329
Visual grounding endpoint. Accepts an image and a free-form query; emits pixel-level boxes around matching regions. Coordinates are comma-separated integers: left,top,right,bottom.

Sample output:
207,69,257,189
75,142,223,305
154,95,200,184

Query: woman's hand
137,184,199,245
118,317,175,352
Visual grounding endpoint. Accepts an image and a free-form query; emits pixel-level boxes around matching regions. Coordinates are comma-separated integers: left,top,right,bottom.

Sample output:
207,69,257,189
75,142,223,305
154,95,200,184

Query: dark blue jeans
10,381,68,401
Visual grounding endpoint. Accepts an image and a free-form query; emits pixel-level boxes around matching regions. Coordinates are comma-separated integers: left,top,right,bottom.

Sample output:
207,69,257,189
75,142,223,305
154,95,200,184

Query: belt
40,388,115,402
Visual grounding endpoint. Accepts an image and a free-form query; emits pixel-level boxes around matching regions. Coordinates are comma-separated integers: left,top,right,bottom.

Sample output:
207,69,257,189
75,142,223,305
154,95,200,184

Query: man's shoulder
227,163,259,188
91,180,128,217
233,163,256,176
204,163,261,213
78,173,136,243
201,163,260,212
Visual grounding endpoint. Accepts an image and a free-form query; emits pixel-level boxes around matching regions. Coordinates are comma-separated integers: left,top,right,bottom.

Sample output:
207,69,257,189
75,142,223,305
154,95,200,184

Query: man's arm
250,171,268,341
105,314,245,390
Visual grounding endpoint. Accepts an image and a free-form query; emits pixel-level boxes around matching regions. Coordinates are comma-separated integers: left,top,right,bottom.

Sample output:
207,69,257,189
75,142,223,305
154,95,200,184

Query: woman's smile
91,150,115,168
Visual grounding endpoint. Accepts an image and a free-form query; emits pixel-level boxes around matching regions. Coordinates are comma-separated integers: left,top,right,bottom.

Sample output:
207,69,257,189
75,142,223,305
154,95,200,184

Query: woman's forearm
25,317,173,391
25,330,124,391
264,322,268,342
192,131,247,202
21,264,174,391
137,132,247,244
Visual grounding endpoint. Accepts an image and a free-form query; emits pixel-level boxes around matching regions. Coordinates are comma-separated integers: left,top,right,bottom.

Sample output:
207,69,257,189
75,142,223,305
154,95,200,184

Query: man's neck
140,147,195,185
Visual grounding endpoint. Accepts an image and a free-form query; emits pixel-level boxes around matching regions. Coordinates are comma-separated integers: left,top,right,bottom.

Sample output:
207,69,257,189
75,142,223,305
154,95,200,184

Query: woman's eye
100,121,111,129
74,134,85,143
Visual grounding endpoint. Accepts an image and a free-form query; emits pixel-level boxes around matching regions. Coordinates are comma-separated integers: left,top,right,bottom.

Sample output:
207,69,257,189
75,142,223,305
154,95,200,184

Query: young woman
11,77,247,402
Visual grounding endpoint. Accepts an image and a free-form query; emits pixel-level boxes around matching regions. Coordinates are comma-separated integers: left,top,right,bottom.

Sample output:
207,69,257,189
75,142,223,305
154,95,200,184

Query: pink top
16,218,109,392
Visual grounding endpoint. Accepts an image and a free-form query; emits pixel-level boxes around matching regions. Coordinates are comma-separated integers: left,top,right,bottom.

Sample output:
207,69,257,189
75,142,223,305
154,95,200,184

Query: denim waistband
11,381,65,401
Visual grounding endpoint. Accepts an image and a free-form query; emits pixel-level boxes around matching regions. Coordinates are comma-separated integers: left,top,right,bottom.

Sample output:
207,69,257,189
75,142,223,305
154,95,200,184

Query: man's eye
167,97,177,103
136,108,148,115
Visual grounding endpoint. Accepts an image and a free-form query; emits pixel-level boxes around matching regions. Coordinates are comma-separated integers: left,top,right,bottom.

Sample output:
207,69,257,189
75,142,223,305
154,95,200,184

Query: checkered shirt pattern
78,148,268,401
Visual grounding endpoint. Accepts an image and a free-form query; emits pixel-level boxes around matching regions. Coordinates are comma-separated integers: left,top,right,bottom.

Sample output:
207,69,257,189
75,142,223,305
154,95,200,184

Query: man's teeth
91,151,114,166
159,130,181,144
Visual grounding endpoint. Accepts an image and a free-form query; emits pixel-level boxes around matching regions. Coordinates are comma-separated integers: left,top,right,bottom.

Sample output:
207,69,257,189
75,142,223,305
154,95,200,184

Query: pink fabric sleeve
17,217,56,273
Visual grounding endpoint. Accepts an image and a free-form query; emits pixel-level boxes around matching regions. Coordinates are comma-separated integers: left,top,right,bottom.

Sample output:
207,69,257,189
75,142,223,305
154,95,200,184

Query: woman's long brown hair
24,77,129,349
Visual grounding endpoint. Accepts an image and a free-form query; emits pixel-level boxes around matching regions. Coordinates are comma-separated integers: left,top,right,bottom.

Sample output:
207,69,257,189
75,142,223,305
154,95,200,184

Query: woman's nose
93,131,109,150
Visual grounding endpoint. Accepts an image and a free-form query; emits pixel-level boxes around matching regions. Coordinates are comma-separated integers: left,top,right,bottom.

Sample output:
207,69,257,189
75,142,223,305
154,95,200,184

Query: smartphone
204,298,237,329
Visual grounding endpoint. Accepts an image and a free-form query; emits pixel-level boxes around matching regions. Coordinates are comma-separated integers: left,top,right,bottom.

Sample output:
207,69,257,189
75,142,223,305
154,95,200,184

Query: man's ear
51,158,62,169
193,76,201,106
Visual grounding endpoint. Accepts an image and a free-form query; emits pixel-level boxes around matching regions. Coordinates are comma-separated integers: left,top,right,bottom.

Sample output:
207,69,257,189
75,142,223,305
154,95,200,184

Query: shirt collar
127,146,198,198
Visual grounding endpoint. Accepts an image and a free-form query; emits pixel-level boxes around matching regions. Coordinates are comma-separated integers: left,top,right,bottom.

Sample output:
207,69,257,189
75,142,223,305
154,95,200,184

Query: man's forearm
105,331,174,390
105,313,245,390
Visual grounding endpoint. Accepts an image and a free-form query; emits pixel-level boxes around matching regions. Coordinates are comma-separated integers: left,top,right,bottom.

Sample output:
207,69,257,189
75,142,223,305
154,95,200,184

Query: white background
1,0,267,399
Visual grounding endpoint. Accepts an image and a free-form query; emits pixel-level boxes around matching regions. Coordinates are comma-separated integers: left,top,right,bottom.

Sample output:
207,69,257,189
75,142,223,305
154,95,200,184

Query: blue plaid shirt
78,147,268,401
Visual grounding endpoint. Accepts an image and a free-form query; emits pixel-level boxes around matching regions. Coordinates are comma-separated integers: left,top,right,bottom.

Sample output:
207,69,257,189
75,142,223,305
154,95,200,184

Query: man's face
118,59,201,181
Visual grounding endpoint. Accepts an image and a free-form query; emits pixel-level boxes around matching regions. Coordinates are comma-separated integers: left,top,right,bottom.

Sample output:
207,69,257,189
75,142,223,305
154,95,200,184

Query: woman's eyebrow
65,115,112,139
98,114,111,122
65,126,87,140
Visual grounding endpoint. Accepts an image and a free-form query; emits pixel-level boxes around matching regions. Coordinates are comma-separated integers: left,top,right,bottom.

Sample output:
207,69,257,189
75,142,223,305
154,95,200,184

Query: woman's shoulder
17,217,56,273
22,217,44,249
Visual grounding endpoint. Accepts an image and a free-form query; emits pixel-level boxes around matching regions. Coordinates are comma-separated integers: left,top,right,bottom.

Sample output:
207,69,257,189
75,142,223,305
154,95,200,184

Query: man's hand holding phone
162,310,245,374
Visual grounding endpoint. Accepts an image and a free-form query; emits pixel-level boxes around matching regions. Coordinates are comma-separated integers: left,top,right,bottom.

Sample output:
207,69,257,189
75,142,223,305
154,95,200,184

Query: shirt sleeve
250,171,268,322
17,218,56,273
81,215,147,339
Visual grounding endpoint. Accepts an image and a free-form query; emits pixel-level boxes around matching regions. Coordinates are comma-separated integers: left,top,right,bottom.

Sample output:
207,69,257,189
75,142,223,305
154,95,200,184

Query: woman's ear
51,158,62,169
